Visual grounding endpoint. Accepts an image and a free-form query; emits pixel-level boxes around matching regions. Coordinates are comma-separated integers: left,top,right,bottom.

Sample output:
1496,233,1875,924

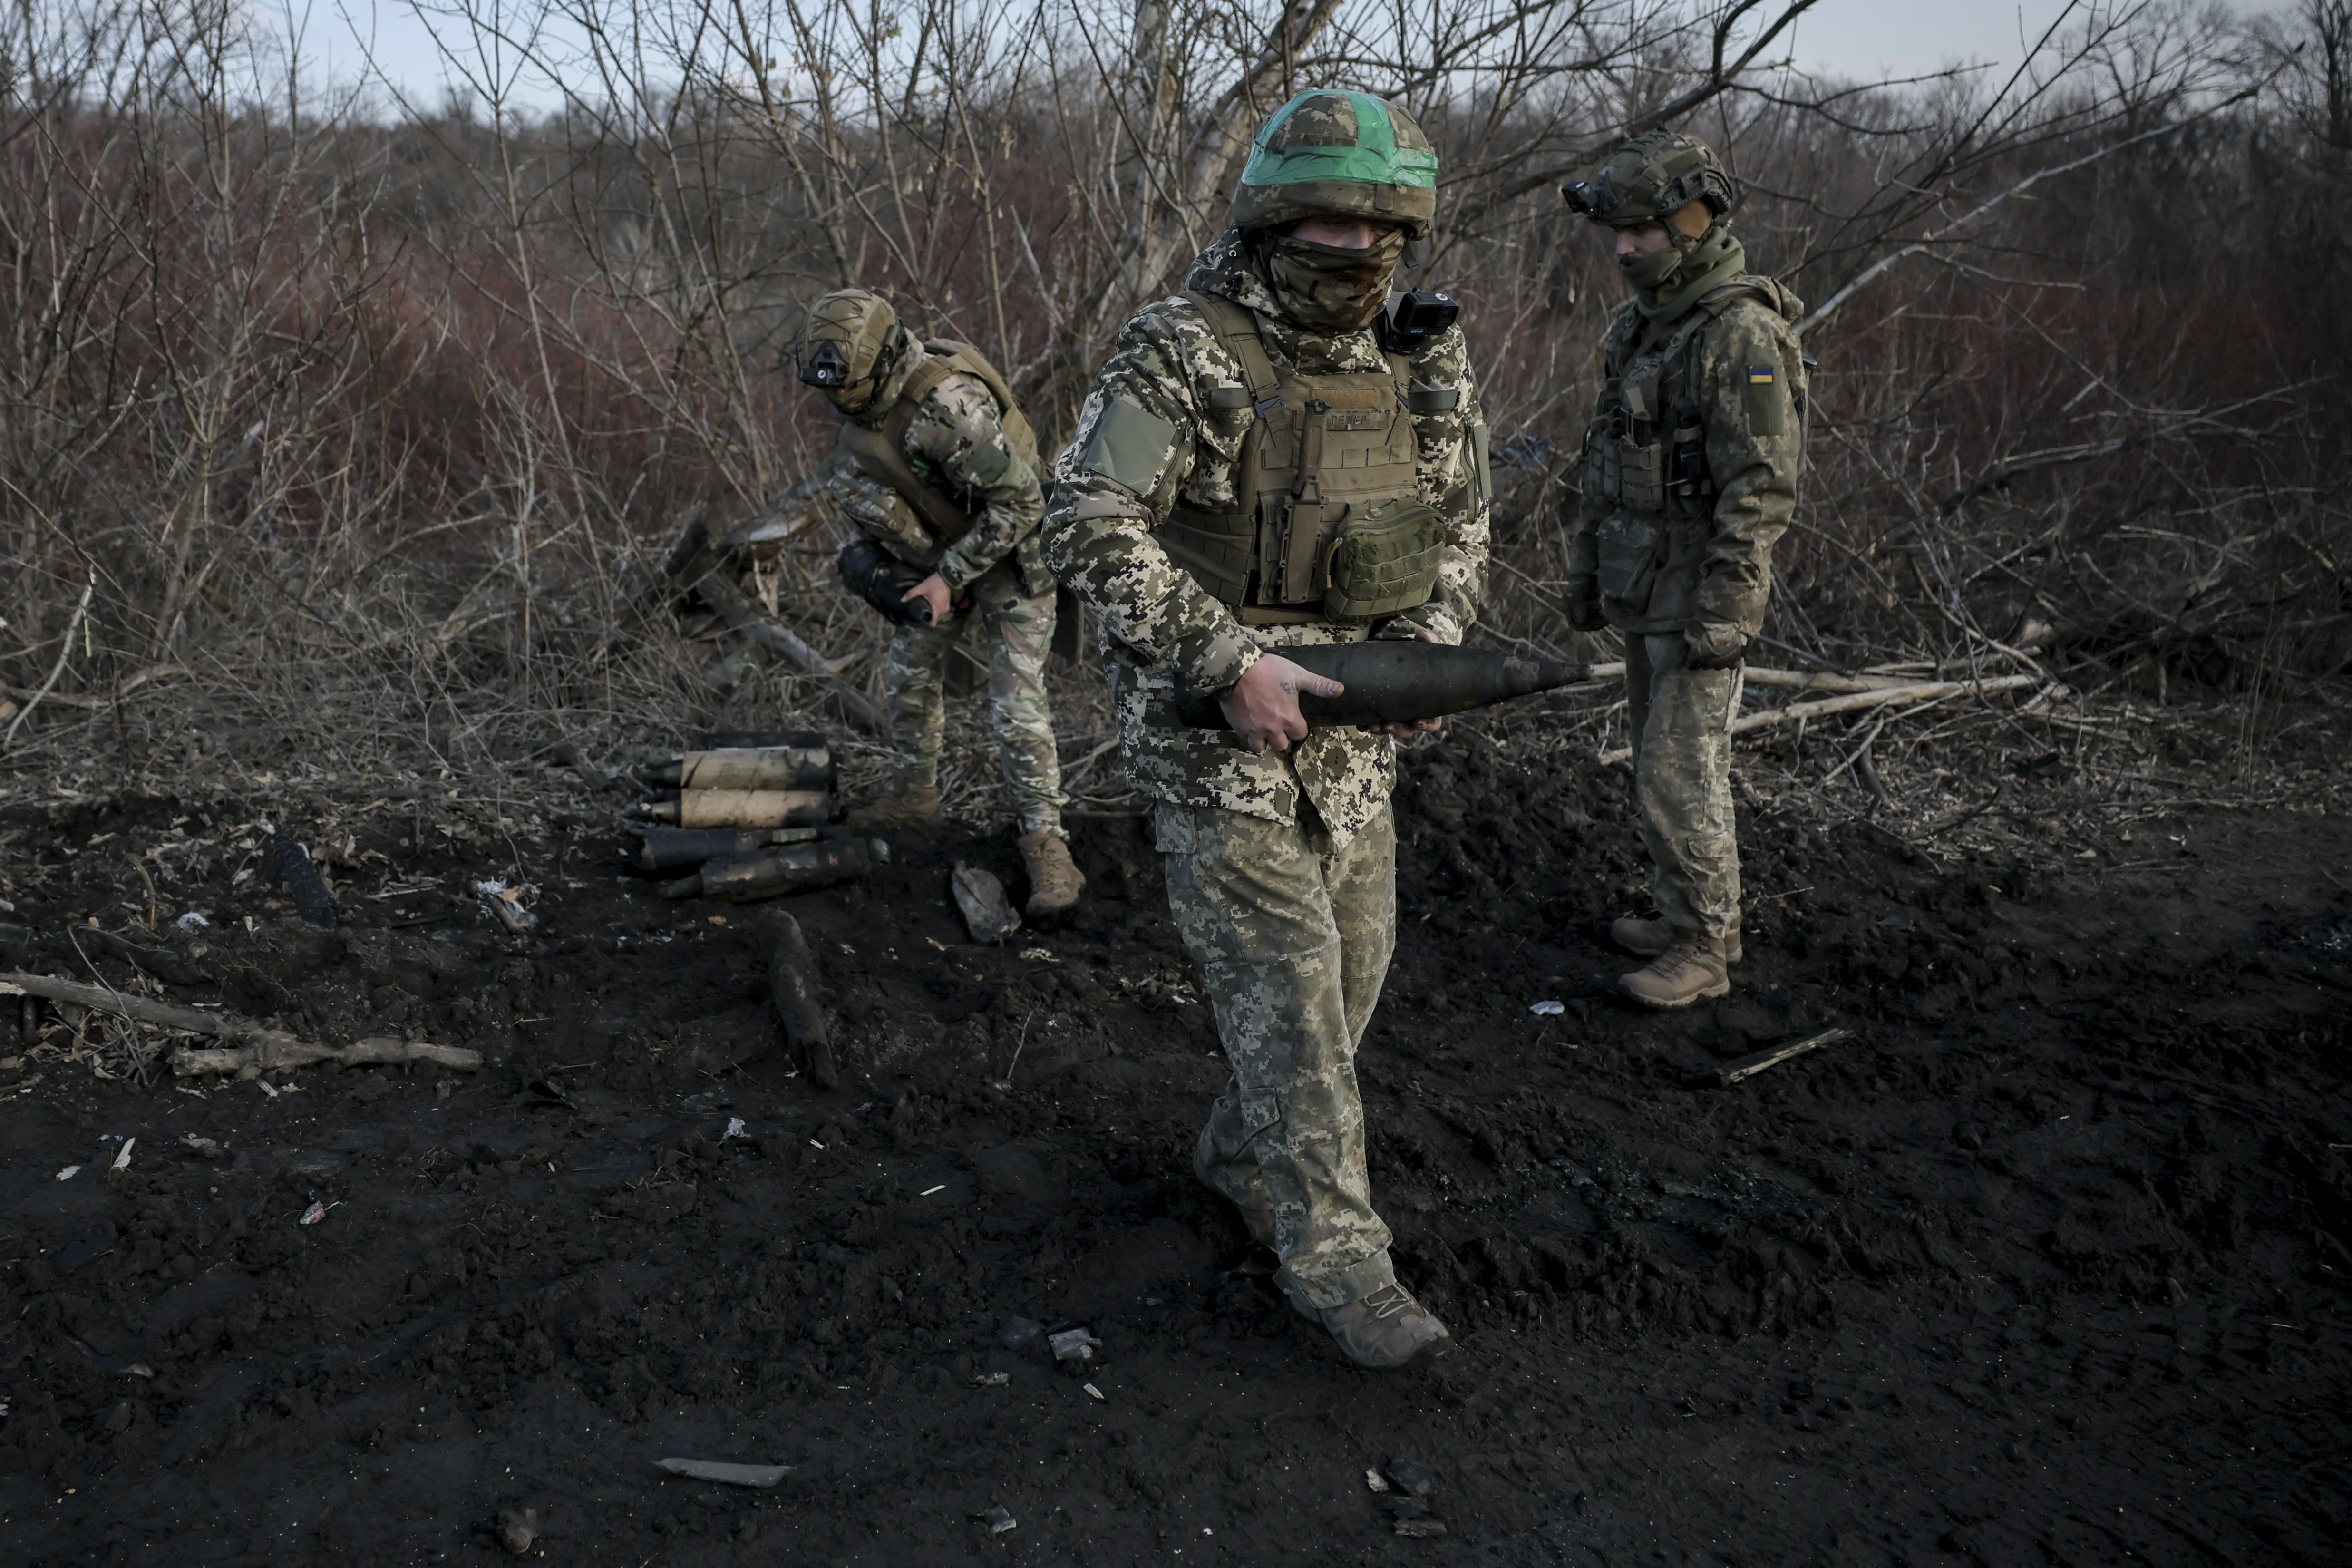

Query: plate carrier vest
1155,292,1455,626
836,340,1053,596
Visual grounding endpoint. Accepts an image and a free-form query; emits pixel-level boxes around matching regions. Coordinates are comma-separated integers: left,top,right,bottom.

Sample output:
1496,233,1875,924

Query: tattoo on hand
1279,680,1295,695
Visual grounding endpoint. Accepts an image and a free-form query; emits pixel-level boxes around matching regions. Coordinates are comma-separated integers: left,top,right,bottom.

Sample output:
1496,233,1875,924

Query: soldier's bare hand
901,573,953,626
1220,653,1342,753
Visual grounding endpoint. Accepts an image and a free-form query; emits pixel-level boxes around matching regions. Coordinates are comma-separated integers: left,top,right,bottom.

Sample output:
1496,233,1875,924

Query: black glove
1565,580,1606,633
1682,621,1747,670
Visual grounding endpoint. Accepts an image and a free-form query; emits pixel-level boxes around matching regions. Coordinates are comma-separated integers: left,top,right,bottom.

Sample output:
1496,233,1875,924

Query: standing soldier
1043,91,1489,1369
794,289,1084,920
1561,131,1808,1007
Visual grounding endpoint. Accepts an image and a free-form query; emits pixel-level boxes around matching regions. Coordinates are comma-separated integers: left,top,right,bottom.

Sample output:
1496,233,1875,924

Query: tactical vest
1583,279,1798,605
1155,293,1450,626
836,341,1052,595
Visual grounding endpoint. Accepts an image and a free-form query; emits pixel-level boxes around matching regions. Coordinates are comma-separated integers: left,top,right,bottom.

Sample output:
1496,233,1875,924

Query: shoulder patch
1742,361,1788,437
1078,397,1179,496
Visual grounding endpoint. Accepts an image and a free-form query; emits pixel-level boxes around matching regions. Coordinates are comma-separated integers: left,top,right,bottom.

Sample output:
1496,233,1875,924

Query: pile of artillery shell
625,735,872,902
628,741,836,828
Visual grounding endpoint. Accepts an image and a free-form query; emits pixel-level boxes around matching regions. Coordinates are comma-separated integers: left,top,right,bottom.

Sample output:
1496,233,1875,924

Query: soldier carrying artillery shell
791,291,1085,921
1044,89,1490,1370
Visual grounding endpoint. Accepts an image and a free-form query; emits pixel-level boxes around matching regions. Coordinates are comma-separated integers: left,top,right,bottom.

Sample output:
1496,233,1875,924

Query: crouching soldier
794,289,1083,919
1561,131,1807,1007
1044,91,1489,1368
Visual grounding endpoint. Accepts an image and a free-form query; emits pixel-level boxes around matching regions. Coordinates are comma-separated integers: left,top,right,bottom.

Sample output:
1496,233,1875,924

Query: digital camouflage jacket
1567,271,1807,637
827,355,1050,594
1043,231,1489,844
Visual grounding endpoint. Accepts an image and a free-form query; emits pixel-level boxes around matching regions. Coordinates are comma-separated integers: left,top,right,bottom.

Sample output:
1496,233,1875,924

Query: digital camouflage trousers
1625,633,1744,938
1157,798,1400,1312
882,562,1065,836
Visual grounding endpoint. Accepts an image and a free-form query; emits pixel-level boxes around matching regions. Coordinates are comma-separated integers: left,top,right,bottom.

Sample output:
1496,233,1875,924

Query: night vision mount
797,340,853,389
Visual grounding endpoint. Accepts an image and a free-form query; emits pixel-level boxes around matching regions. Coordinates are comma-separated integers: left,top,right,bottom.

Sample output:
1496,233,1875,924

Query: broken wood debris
1601,674,2045,763
0,972,481,1075
1691,1026,1851,1089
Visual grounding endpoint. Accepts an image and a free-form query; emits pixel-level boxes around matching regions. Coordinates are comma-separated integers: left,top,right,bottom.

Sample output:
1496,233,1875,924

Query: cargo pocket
1235,1088,1284,1150
1152,802,1196,856
1594,511,1662,610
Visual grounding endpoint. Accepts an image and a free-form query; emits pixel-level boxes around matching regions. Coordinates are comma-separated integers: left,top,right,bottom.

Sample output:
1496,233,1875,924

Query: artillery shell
629,826,820,872
1176,641,1592,730
639,747,833,792
696,839,873,904
630,789,831,828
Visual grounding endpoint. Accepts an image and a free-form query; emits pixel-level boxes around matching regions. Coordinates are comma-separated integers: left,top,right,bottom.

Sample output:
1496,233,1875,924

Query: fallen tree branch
0,972,480,1074
1601,675,2043,763
663,512,882,731
170,1036,478,1074
695,570,869,688
1692,1026,1850,1088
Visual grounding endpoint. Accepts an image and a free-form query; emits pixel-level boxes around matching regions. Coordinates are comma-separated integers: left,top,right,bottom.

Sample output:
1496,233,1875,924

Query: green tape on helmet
1229,91,1440,238
1239,91,1438,192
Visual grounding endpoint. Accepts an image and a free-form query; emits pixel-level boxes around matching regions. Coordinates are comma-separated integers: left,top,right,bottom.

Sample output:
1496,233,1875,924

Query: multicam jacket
826,351,1050,595
1043,231,1489,844
1567,275,1806,636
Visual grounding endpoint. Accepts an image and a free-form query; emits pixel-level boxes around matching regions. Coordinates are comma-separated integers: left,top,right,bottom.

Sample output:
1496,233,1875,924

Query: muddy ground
1,734,2349,1567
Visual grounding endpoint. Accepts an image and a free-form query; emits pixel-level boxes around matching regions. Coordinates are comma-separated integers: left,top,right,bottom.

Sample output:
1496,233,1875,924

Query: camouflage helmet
1561,129,1736,226
797,288,903,396
1230,90,1439,239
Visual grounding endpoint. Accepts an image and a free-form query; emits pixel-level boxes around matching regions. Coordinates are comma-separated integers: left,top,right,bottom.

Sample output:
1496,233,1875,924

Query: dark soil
3,738,2349,1566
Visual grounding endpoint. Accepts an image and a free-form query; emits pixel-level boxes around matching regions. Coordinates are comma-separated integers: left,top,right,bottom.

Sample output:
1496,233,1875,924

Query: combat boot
1610,914,1741,964
844,781,943,831
1620,929,1732,1009
1017,831,1085,919
1290,1280,1453,1371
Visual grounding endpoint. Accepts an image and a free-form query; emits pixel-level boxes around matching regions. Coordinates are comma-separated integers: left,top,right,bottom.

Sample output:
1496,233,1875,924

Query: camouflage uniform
1043,229,1488,1311
826,358,1067,837
1565,148,1807,943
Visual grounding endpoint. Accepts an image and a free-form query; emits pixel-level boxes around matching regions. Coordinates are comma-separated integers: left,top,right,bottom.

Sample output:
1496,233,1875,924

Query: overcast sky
309,0,2284,108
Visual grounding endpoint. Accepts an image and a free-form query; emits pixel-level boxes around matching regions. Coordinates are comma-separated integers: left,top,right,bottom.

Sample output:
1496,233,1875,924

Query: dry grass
1,0,2347,830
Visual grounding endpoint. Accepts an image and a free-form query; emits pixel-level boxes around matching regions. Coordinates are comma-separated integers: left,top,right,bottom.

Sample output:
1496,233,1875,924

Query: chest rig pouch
1583,300,1739,605
1157,293,1445,626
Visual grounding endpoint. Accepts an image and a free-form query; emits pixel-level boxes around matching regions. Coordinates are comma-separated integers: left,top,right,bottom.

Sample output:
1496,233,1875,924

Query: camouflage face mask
1621,222,1744,320
1266,228,1407,334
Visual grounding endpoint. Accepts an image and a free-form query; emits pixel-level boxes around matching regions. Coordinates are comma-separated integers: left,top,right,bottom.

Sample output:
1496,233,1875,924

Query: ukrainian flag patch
1742,364,1786,435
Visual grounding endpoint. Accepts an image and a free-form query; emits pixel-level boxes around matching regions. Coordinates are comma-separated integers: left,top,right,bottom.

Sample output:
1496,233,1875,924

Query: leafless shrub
0,0,2343,831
